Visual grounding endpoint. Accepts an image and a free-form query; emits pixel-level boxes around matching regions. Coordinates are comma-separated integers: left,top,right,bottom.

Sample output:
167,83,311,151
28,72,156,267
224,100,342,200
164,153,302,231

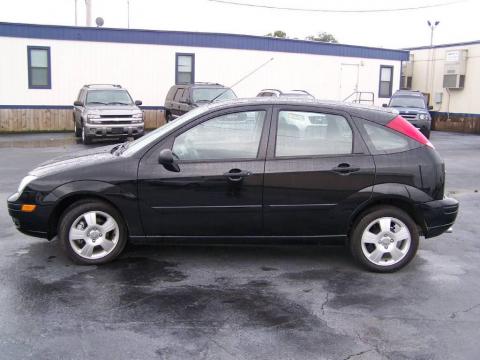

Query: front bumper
85,122,144,137
7,193,53,239
417,197,459,238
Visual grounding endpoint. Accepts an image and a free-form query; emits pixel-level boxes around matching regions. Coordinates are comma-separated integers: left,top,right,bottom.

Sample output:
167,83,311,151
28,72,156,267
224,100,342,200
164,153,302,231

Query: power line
208,0,467,13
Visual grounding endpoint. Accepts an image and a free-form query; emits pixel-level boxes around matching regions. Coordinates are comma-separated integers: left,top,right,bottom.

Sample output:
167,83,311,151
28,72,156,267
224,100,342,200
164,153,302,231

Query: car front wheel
74,120,81,137
349,206,419,272
58,200,127,265
81,125,92,145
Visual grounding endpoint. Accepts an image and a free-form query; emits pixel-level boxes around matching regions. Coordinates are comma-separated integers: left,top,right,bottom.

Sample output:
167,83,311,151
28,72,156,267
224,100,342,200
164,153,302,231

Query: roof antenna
210,57,274,103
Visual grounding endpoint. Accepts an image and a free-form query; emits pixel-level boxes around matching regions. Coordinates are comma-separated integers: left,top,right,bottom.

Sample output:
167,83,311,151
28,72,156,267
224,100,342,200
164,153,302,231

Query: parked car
257,89,314,98
383,90,432,138
8,98,458,272
164,82,236,122
73,84,144,144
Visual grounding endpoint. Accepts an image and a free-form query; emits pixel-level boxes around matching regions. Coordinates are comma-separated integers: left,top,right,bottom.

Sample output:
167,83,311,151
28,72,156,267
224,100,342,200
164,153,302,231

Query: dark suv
8,98,458,272
164,83,236,122
73,84,144,144
384,90,432,138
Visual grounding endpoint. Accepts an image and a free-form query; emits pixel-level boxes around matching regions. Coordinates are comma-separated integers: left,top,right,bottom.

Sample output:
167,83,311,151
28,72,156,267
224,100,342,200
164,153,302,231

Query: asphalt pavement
0,131,479,360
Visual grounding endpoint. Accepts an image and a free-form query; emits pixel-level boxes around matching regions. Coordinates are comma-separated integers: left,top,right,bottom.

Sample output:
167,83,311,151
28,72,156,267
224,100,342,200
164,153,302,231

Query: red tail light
387,115,434,148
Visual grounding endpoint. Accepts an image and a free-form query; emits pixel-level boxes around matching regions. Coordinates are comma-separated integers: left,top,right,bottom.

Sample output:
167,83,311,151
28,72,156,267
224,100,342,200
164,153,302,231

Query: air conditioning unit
401,54,414,89
443,49,467,89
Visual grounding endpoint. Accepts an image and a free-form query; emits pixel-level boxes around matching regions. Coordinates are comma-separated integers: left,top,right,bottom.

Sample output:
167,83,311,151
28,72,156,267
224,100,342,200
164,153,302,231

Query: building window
378,65,393,98
27,46,51,89
176,53,195,84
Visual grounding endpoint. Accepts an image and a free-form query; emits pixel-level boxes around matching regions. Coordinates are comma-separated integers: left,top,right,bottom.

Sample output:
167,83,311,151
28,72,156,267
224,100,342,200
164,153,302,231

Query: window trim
270,107,355,160
378,65,393,98
27,46,51,89
175,53,195,85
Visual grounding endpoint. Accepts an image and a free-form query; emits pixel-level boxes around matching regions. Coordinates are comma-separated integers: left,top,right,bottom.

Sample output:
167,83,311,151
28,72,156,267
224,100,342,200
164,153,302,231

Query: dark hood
30,144,119,178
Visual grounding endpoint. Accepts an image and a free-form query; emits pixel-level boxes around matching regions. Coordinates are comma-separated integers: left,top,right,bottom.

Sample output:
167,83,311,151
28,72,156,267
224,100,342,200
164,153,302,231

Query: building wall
408,42,480,133
0,36,401,132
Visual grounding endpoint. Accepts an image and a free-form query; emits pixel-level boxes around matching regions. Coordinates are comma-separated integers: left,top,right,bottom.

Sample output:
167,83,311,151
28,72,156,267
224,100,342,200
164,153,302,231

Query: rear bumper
7,193,52,239
417,197,459,238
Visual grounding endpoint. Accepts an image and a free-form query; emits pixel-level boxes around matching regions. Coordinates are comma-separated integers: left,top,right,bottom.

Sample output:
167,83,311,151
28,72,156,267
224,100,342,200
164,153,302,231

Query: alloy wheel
360,216,411,266
68,211,119,260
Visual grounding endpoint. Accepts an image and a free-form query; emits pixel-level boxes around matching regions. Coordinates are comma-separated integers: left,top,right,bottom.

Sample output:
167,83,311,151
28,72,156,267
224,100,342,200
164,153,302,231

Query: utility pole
425,20,440,95
85,0,93,27
74,0,78,26
127,0,130,28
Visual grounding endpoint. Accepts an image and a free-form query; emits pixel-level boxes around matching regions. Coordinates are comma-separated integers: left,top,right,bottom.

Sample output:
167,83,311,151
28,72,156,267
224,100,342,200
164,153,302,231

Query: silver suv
73,84,144,144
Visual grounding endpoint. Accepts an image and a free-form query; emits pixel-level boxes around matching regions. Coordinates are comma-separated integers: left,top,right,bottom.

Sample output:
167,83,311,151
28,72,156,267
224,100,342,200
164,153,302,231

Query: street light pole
426,20,440,95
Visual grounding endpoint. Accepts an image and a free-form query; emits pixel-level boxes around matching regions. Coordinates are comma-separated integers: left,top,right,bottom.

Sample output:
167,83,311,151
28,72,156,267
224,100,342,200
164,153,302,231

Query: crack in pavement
450,303,480,319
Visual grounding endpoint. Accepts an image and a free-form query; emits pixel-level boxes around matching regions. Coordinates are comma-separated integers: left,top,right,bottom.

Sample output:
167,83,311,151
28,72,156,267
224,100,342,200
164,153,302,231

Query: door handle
331,163,360,175
223,169,252,182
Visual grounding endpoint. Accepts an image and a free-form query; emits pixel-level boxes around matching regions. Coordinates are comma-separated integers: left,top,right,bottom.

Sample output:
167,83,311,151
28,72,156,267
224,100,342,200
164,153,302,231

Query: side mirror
135,100,142,106
428,105,433,110
382,103,388,108
74,100,84,107
179,98,190,104
158,149,180,172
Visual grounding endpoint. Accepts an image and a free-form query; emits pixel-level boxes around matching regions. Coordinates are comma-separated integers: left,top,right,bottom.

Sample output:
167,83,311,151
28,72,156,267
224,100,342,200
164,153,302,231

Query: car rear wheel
58,200,127,265
349,206,419,272
81,125,92,145
165,111,172,123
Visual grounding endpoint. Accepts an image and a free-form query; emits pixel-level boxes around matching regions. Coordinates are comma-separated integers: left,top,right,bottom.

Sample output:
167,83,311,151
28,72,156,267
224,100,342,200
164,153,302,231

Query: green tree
265,30,287,38
306,32,338,43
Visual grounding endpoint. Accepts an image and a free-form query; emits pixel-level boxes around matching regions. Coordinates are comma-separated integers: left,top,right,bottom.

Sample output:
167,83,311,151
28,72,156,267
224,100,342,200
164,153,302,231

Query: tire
81,125,92,145
58,200,128,265
74,120,81,137
423,128,431,139
349,206,419,273
165,110,172,123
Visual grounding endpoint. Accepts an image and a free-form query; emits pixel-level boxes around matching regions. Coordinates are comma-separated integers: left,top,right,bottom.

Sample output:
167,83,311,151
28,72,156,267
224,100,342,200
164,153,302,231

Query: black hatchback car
8,98,458,272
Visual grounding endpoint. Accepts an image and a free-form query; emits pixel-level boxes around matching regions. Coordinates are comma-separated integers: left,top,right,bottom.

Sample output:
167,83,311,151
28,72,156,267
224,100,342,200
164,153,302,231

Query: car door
263,105,375,237
137,105,272,237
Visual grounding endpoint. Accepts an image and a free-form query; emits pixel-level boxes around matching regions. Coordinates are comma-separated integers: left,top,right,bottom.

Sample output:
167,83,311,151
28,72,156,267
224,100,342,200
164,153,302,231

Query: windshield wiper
107,102,130,105
87,101,108,105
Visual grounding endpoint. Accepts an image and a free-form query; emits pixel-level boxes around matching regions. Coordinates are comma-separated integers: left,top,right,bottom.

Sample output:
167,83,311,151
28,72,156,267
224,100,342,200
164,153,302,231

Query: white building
404,40,480,133
0,22,408,132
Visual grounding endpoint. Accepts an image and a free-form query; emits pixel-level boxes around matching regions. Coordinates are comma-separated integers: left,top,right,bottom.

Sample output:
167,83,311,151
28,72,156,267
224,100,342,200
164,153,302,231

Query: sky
0,0,478,49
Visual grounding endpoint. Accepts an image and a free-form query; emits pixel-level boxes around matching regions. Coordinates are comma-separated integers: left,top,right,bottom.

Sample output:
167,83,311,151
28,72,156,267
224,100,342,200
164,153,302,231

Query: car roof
392,90,425,97
200,97,398,123
83,84,124,89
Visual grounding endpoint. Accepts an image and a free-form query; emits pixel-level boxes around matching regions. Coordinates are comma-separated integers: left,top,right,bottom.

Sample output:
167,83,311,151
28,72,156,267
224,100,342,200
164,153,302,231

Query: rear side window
275,111,353,157
359,120,412,154
173,88,184,102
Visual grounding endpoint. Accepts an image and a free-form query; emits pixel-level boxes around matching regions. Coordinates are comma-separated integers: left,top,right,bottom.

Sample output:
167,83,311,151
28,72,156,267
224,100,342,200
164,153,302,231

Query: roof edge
0,21,409,61
404,39,480,51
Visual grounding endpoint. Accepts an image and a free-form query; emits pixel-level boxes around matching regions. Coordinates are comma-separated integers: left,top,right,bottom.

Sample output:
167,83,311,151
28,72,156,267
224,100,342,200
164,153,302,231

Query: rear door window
275,110,353,157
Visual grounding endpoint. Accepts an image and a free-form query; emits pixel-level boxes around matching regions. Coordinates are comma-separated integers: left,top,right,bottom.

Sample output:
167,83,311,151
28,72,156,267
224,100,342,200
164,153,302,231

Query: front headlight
418,113,427,120
132,113,143,118
87,114,101,124
17,175,37,194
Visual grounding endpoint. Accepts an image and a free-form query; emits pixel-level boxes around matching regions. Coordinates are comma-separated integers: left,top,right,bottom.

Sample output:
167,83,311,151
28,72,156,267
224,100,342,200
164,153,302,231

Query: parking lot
0,131,479,359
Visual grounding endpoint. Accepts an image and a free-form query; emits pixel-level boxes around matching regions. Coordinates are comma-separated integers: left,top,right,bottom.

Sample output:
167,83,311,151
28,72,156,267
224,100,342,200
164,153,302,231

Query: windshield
122,106,208,156
389,96,426,109
192,88,236,103
86,90,133,105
